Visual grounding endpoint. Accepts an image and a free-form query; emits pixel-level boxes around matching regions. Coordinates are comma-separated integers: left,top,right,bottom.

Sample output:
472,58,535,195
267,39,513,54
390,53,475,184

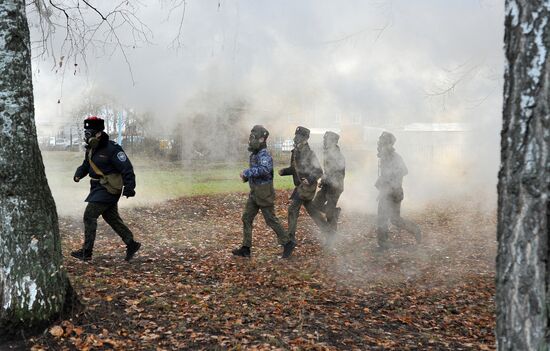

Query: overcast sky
30,0,504,133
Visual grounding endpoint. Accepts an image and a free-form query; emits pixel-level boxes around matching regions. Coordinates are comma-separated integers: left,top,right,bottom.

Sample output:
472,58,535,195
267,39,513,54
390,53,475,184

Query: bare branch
319,0,393,47
81,0,106,20
162,0,187,52
425,61,482,98
27,0,153,86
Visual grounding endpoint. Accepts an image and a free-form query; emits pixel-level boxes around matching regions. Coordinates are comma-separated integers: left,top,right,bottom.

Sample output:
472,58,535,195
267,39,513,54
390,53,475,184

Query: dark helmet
324,131,340,144
84,116,105,131
378,131,396,146
294,126,310,139
250,125,269,140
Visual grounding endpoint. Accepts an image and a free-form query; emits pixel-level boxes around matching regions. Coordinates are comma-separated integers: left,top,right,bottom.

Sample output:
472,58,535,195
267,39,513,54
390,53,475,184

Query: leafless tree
28,0,154,84
0,0,188,339
0,0,78,338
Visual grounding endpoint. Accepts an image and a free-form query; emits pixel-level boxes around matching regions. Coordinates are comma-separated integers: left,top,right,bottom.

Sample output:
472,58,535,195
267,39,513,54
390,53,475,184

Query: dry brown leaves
29,191,496,350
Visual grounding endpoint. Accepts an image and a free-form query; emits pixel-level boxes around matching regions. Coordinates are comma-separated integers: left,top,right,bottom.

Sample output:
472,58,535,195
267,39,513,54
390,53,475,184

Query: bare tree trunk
0,0,73,339
497,1,550,350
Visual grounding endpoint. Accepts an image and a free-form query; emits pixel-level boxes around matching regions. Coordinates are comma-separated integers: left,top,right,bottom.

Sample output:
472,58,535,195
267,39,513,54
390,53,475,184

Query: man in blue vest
71,116,141,261
232,125,295,258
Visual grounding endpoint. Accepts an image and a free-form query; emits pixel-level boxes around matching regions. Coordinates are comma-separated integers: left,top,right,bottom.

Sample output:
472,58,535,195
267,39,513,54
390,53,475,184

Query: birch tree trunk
0,0,73,338
497,1,550,349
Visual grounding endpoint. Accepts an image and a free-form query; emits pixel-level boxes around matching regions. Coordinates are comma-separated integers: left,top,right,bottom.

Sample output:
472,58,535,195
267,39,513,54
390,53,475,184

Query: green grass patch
43,151,295,215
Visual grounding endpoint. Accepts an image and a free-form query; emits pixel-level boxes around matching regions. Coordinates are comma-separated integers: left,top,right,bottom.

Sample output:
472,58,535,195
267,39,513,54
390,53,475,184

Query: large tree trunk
0,0,72,338
497,1,550,350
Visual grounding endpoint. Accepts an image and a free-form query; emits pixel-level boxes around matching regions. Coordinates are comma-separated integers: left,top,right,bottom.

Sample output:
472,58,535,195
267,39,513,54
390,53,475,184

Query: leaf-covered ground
29,191,495,350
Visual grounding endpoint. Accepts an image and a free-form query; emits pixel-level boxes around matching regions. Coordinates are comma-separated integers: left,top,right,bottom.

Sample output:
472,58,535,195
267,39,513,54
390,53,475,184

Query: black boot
335,207,341,222
376,228,389,251
71,248,92,261
232,246,251,257
282,241,296,259
325,233,336,248
414,228,422,244
376,242,390,251
125,241,141,261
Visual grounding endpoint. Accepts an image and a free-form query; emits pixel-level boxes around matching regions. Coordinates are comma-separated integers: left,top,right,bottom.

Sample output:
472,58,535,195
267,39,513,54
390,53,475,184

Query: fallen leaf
49,326,64,337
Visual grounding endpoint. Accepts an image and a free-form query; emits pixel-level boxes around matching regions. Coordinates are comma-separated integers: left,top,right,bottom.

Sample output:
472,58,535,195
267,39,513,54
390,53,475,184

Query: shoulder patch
260,157,270,166
117,151,127,162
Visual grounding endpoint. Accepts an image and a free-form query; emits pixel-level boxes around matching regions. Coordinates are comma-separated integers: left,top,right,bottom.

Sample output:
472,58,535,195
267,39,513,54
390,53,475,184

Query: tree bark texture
497,1,550,350
0,0,70,338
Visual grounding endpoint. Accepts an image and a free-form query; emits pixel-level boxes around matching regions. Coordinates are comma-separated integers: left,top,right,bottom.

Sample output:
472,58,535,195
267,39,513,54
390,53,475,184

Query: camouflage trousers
312,185,342,233
83,202,134,253
376,195,420,247
287,190,329,242
241,195,290,248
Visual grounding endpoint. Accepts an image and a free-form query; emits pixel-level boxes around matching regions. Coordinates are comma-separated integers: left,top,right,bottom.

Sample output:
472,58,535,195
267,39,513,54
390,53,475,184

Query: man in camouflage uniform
375,131,421,250
279,126,328,242
313,131,345,236
71,116,141,261
232,125,296,258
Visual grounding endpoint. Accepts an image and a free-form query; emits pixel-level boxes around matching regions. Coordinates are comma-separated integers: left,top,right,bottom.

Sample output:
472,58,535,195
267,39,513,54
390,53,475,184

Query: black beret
324,131,340,143
84,116,105,131
295,126,310,138
379,131,396,146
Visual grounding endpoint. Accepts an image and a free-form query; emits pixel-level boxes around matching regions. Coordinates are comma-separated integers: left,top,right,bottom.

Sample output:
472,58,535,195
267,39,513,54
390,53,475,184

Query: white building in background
333,120,473,170
394,122,471,166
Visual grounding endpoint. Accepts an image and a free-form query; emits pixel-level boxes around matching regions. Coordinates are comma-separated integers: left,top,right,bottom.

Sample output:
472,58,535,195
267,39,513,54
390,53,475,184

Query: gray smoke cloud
31,0,504,213
31,0,502,122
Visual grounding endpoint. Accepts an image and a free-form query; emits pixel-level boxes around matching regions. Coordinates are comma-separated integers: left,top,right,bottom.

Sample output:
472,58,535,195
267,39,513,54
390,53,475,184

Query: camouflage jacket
243,148,274,186
375,151,408,193
280,143,323,187
322,145,345,191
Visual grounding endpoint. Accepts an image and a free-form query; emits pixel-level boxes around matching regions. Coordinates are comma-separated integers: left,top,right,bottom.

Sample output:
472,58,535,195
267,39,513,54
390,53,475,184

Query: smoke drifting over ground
27,6,502,346
34,0,503,214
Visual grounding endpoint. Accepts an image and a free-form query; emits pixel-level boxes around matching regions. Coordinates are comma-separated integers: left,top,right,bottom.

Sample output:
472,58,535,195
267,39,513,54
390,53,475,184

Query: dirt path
29,191,496,350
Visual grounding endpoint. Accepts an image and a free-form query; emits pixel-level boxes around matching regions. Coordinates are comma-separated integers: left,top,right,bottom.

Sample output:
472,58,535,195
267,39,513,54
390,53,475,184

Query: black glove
123,188,136,198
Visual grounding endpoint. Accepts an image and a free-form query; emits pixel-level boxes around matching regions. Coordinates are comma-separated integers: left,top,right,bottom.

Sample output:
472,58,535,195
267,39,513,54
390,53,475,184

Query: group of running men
70,117,421,262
